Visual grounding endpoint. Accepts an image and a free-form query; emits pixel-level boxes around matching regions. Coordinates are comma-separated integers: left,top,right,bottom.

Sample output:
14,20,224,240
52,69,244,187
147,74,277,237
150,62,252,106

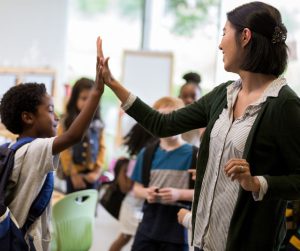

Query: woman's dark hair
64,77,101,129
182,72,201,85
123,123,156,157
0,83,47,134
227,1,288,77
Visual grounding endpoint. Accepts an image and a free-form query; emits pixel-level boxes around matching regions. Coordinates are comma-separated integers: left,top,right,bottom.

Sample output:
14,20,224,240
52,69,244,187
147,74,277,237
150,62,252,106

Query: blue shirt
131,143,193,244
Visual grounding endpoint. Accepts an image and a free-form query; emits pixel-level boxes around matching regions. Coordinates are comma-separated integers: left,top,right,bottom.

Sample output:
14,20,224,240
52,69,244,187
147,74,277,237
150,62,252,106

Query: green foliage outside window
165,0,219,36
75,0,218,36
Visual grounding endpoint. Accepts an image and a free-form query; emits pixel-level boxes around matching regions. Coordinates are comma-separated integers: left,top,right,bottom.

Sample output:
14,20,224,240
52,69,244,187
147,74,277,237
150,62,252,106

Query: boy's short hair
0,83,47,134
153,96,184,110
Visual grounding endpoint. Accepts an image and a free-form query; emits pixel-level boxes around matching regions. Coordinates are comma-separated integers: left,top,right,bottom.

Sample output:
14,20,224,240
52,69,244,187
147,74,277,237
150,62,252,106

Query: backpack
99,158,129,219
141,140,198,190
280,201,300,251
0,137,54,251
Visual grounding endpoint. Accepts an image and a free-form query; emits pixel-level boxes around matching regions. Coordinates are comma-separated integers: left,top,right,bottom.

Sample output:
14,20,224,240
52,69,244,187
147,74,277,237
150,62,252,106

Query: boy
130,96,195,251
0,37,104,251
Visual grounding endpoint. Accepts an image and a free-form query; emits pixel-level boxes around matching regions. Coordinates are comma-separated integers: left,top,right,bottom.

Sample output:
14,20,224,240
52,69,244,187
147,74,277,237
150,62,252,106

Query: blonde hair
153,96,184,110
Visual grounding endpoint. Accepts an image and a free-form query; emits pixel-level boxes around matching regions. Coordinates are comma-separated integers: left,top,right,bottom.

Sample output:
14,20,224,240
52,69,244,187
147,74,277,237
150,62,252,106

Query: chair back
51,189,98,251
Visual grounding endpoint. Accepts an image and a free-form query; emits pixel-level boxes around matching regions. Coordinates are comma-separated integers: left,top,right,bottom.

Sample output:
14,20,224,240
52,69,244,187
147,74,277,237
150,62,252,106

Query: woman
97,2,300,250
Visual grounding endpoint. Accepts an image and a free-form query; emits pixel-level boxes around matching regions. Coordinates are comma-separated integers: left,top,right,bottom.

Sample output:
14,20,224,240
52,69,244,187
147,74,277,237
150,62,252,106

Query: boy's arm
177,188,194,201
52,37,104,155
56,123,74,176
158,188,194,203
133,182,148,199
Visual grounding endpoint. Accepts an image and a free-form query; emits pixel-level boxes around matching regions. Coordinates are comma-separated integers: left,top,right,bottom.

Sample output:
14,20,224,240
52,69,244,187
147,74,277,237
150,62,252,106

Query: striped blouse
193,78,287,250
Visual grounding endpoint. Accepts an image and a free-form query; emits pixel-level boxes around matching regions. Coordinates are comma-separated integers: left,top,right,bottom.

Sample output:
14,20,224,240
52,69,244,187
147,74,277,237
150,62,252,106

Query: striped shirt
193,77,287,250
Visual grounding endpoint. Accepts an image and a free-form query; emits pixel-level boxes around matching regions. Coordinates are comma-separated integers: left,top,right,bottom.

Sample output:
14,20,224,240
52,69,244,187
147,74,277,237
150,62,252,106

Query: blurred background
0,0,299,168
1,1,300,250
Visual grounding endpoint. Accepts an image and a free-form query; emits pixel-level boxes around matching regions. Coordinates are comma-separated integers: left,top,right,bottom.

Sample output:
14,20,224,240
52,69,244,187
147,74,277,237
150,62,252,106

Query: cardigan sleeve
264,96,300,200
125,84,226,138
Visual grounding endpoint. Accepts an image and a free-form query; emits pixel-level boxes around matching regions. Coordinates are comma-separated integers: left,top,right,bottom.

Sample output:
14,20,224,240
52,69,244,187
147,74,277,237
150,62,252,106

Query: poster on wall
119,50,174,135
122,50,173,105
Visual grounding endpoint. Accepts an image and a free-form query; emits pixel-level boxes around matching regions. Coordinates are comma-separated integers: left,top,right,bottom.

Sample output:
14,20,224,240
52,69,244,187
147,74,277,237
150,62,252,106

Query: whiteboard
122,50,173,106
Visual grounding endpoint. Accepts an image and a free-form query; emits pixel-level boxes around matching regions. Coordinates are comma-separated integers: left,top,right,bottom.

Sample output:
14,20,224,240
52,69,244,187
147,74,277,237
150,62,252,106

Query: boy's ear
21,111,35,125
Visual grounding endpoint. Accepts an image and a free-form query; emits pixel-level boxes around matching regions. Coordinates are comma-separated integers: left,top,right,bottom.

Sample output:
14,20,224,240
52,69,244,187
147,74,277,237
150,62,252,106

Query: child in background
0,36,104,251
109,123,156,251
58,77,106,193
179,72,202,105
130,97,195,251
100,157,130,220
179,72,205,147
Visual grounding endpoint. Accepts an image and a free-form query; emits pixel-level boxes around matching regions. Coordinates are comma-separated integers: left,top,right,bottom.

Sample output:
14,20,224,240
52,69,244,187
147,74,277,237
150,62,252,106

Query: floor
90,204,133,251
53,180,192,251
90,203,194,251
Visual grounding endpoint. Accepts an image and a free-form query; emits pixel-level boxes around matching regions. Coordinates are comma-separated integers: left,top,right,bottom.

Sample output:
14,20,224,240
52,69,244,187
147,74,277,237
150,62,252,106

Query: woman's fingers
224,158,249,176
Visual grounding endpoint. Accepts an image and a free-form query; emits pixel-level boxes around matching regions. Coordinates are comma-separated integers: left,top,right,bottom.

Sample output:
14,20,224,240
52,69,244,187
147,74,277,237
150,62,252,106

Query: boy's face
32,94,58,137
157,105,181,141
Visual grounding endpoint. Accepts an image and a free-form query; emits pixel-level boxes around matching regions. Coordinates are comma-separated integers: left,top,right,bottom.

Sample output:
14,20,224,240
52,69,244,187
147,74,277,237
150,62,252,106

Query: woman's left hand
224,158,260,192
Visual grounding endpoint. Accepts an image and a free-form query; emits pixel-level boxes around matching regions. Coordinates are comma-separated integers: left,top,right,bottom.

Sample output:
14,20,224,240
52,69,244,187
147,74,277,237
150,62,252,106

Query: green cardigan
126,81,300,251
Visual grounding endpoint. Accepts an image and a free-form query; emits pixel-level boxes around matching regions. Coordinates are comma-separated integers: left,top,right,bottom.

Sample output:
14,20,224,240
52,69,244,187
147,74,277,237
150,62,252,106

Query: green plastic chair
51,189,98,251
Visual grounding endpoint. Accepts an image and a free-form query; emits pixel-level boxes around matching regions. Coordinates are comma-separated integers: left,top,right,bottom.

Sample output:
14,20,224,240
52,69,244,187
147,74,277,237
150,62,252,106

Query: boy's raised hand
95,36,105,93
96,36,114,87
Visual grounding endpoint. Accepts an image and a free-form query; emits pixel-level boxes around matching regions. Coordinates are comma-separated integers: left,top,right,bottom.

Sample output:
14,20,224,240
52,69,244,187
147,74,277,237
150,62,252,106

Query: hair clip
271,25,287,44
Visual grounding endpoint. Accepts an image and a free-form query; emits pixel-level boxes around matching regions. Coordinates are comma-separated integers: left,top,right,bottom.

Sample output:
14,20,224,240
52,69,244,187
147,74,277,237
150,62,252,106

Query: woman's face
76,89,91,111
219,20,242,73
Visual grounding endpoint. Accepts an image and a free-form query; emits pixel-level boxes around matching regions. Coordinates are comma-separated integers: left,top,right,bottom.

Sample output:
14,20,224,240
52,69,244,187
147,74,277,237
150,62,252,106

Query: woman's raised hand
95,36,131,103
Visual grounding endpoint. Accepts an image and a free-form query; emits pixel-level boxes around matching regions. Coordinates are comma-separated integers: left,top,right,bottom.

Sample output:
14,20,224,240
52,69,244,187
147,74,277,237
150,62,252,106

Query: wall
0,0,69,111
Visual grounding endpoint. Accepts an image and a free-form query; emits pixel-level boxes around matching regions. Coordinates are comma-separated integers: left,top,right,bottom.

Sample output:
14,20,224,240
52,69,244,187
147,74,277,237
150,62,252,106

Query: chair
51,189,98,251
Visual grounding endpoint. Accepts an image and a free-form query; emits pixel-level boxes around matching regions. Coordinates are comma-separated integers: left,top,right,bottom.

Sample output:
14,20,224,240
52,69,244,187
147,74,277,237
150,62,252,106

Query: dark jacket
126,80,300,251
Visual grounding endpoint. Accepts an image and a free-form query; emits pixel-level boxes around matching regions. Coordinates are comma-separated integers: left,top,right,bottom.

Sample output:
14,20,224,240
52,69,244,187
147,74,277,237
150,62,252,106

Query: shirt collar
226,77,287,109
